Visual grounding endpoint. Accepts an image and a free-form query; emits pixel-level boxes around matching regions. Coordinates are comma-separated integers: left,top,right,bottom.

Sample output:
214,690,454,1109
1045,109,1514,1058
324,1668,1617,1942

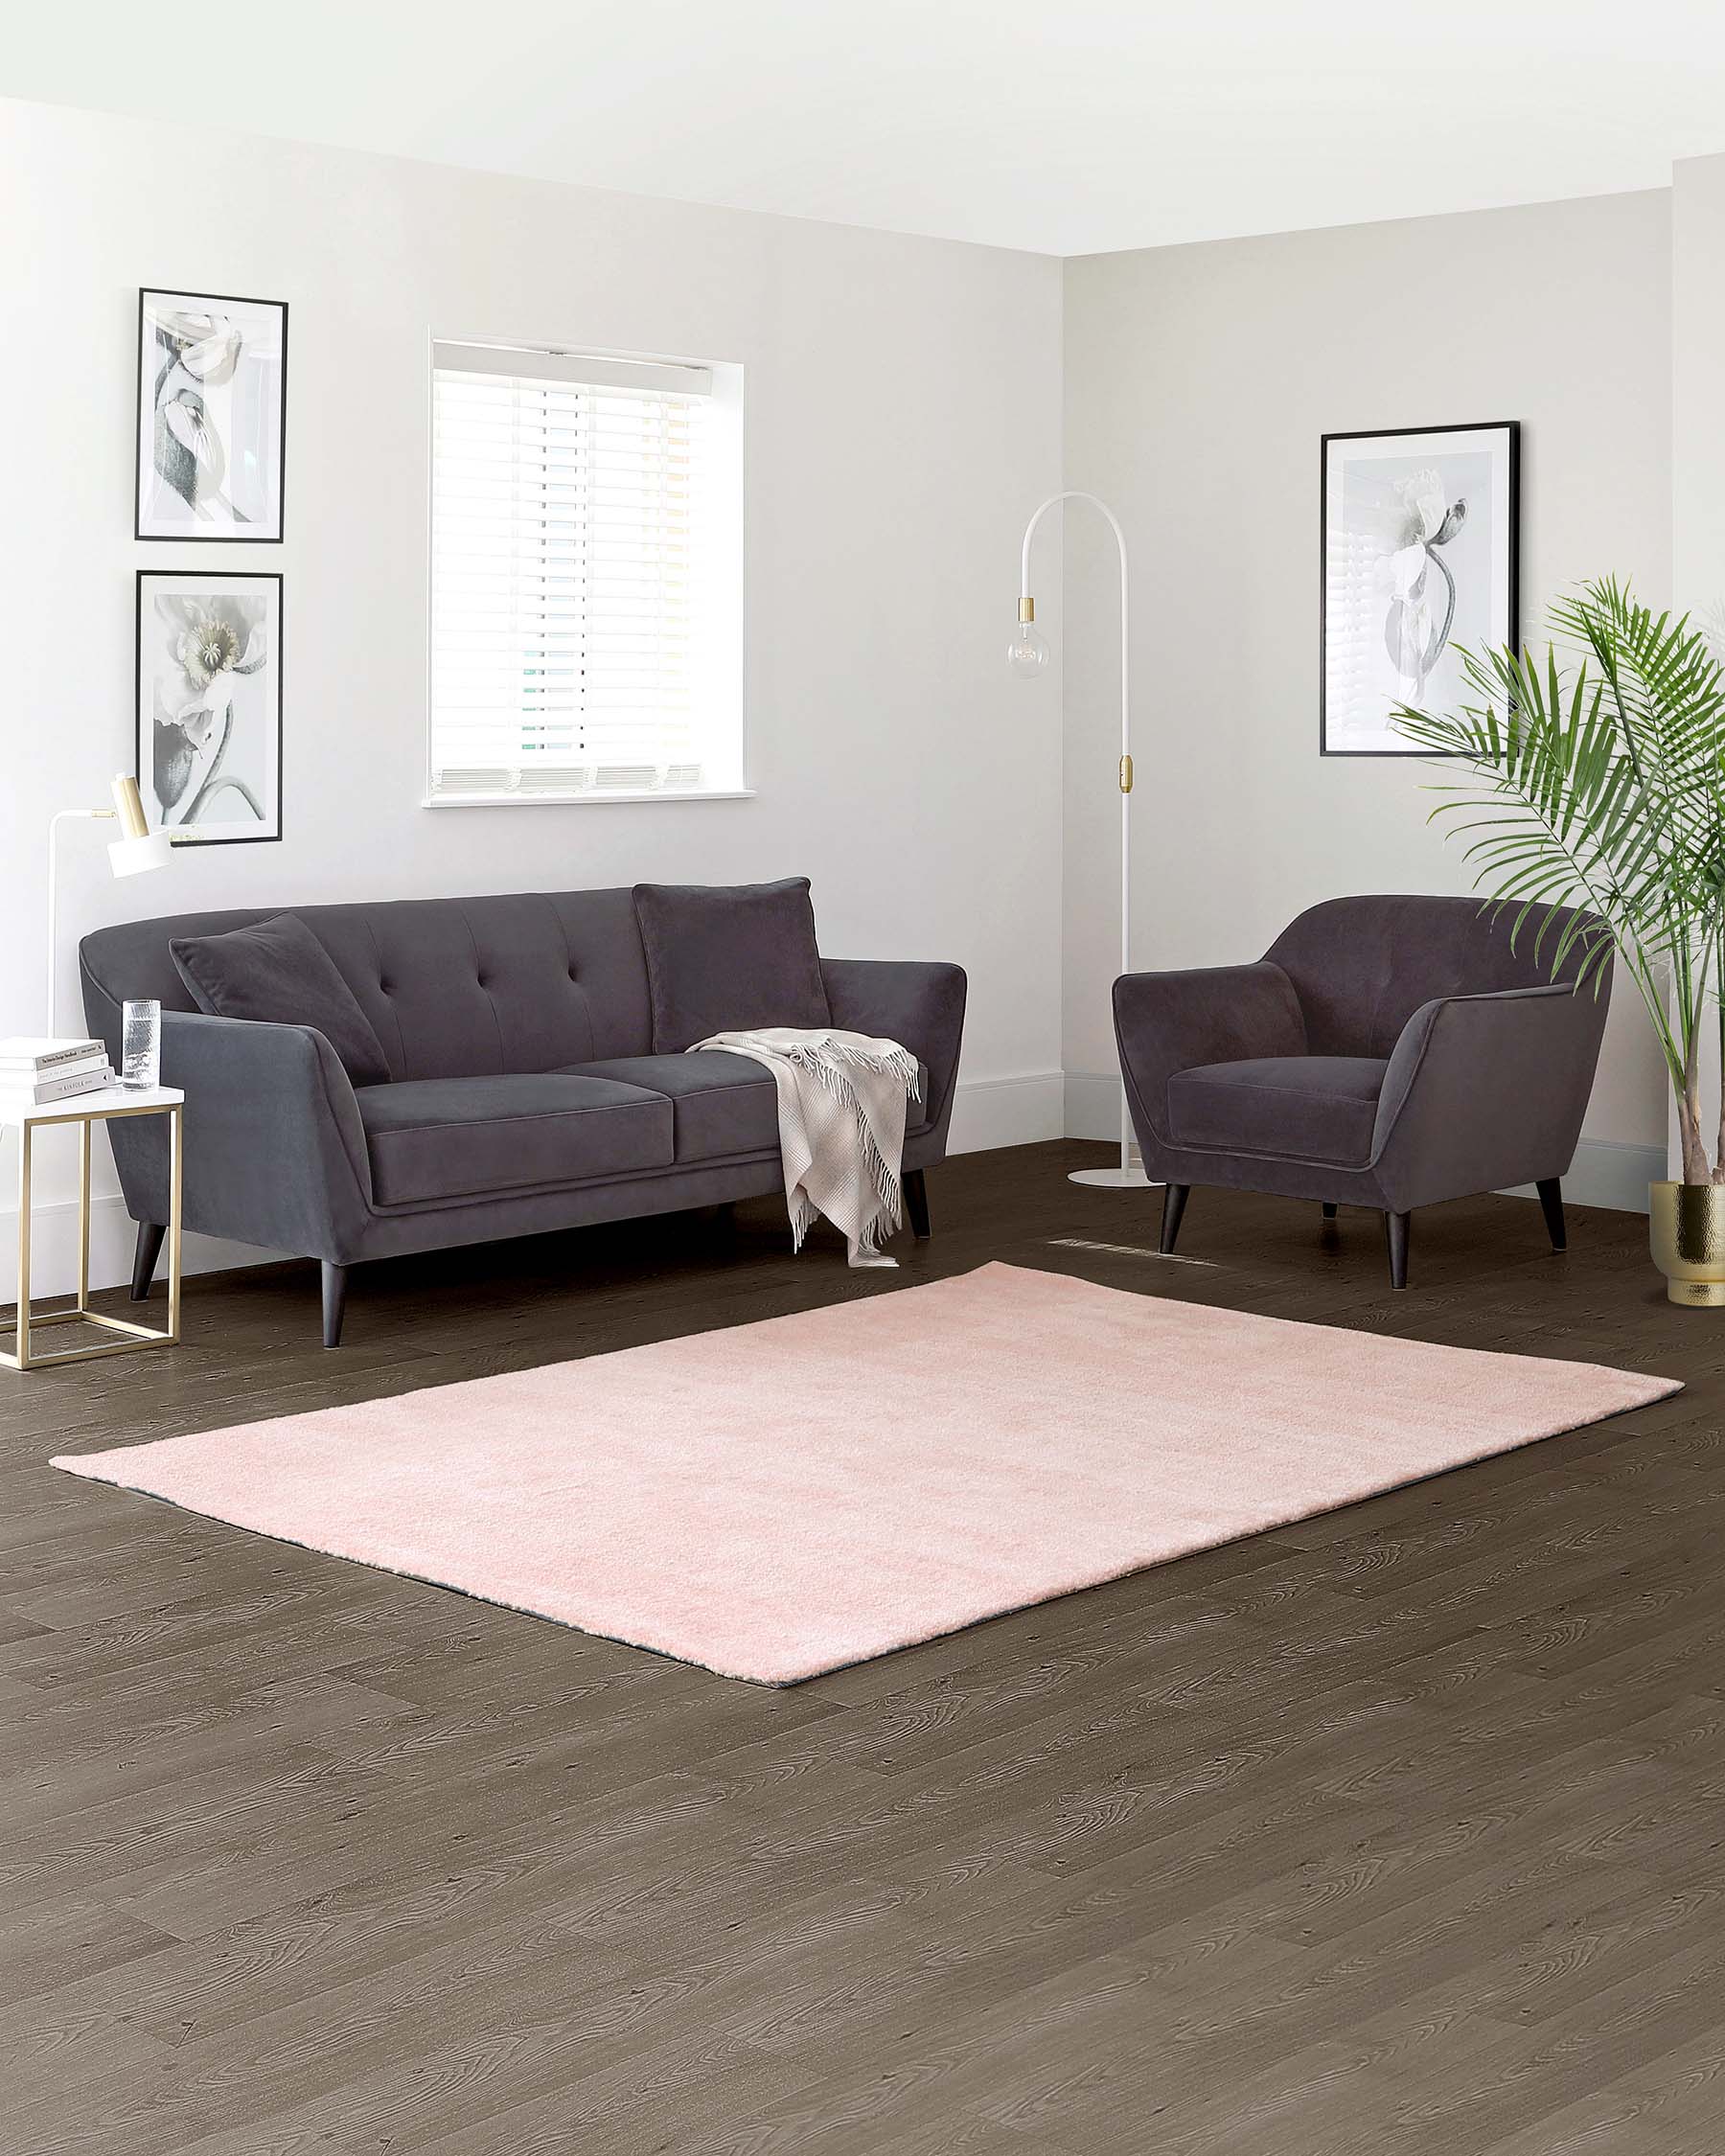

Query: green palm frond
1394,577,1725,1171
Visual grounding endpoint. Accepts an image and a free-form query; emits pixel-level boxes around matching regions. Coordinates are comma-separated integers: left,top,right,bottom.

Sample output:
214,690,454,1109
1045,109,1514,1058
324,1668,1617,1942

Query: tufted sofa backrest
80,889,656,1081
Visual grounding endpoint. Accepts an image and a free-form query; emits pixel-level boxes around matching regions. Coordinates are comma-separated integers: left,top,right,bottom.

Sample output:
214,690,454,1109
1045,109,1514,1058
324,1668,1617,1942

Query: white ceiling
8,0,1725,256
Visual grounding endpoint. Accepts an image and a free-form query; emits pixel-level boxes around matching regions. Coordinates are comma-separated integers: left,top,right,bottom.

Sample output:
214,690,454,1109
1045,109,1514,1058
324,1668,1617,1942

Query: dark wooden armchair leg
1386,1210,1411,1291
321,1262,350,1349
130,1221,167,1302
1321,1203,1338,1221
1160,1182,1190,1254
904,1168,931,1241
1535,1177,1567,1252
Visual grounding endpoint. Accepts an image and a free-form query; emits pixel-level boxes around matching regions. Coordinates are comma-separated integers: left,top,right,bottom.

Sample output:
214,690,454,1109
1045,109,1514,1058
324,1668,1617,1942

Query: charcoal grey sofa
81,888,966,1344
1113,895,1612,1289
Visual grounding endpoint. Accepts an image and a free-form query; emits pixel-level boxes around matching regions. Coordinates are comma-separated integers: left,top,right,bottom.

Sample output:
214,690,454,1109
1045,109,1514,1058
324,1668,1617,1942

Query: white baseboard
1505,1139,1662,1217
1065,1068,1127,1143
0,1069,1067,1302
948,1069,1066,1155
0,1191,278,1306
1065,1068,1658,1216
7,1074,1637,1304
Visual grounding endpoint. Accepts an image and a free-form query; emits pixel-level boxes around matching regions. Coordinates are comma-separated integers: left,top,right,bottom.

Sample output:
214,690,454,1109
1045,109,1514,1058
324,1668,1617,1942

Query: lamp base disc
1068,1167,1160,1189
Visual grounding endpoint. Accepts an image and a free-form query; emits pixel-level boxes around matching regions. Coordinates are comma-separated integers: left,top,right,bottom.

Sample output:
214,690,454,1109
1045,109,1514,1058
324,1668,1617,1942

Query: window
428,341,744,803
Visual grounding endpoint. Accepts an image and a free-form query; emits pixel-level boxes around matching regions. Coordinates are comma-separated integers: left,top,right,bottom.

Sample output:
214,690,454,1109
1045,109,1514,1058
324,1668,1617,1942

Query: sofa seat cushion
566,1050,935,1162
564,1053,780,1162
1165,1055,1389,1166
356,1075,674,1206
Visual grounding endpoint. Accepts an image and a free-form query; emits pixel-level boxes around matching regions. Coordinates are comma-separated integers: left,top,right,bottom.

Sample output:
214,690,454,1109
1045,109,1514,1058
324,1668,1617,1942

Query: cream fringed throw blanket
690,1029,921,1267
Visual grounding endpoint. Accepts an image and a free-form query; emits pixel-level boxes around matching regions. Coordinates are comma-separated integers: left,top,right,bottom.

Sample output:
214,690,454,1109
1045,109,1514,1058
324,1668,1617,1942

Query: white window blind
430,342,738,801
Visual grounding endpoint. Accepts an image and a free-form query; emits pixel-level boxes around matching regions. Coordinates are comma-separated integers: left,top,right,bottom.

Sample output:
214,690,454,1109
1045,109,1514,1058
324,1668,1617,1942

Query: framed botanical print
1320,421,1519,755
136,288,288,540
137,571,283,845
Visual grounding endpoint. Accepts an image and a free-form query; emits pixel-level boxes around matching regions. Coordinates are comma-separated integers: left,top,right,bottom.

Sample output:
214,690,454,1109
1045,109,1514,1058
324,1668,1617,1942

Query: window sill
423,789,757,809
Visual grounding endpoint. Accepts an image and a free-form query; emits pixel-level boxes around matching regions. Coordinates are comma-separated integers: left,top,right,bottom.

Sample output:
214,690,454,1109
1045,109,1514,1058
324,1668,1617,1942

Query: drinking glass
120,999,161,1090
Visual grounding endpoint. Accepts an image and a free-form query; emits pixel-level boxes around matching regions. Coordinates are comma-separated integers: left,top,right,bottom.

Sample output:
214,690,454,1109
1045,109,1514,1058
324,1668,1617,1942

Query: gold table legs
2,1103,182,1371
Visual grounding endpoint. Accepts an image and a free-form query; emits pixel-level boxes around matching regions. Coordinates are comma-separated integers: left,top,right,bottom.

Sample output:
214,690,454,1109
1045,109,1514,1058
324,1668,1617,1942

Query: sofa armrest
820,958,967,1140
104,1010,375,1264
1113,961,1307,1146
1371,979,1611,1209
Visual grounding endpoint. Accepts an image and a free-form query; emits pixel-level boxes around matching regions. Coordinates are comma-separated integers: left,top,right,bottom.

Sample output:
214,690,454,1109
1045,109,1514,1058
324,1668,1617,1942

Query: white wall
1062,190,1674,1208
1,97,1687,1313
0,99,1065,1296
1669,152,1725,1180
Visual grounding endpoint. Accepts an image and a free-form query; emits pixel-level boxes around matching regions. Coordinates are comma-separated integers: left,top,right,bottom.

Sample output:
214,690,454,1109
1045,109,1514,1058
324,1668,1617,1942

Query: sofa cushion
632,879,830,1053
1165,1055,1389,1166
355,1074,674,1206
567,1050,935,1162
565,1053,780,1162
170,913,390,1087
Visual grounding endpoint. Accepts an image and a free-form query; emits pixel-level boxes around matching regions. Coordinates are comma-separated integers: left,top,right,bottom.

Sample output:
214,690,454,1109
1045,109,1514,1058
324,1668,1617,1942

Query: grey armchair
1112,895,1612,1288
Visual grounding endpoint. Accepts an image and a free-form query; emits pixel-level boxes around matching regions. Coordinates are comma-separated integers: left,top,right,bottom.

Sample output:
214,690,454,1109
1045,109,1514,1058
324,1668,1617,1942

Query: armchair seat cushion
356,1075,674,1206
1165,1055,1389,1166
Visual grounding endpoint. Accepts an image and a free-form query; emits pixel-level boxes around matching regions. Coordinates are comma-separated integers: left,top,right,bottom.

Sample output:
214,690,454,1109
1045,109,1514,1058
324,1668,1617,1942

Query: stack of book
0,1038,116,1114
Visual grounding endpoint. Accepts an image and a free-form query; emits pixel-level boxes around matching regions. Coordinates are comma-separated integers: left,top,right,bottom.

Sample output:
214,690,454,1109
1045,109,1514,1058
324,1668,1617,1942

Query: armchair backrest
1263,895,1602,1058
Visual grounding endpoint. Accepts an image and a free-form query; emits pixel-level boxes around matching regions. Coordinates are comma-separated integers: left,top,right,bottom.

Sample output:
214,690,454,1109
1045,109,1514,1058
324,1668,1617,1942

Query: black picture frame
135,569,284,846
1319,419,1520,757
135,287,288,542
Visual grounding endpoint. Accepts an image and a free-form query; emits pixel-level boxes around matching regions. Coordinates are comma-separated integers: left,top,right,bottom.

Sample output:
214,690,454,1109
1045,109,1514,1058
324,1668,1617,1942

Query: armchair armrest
1113,961,1306,1144
1371,980,1611,1209
820,958,967,1138
104,1010,375,1264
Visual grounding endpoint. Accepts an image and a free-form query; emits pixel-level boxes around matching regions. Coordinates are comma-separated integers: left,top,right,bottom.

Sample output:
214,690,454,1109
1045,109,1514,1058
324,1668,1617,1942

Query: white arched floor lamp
1009,491,1156,1190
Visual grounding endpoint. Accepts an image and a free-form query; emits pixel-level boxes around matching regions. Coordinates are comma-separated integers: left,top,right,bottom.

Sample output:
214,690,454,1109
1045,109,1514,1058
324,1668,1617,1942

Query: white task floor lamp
1008,491,1155,1190
46,777,173,1034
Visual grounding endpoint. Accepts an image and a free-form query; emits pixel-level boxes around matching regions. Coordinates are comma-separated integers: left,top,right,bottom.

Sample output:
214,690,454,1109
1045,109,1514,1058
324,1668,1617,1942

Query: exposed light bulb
1007,605,1050,677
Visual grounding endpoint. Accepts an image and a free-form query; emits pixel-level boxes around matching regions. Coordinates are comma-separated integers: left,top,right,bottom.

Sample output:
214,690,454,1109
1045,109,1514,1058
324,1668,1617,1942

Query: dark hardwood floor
5,1141,1724,2154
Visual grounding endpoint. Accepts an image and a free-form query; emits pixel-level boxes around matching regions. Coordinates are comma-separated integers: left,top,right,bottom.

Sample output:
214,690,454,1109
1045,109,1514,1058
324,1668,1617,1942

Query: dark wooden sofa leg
130,1221,166,1302
1386,1210,1411,1291
1536,1177,1567,1252
1160,1182,1190,1254
904,1168,932,1241
321,1262,350,1349
1321,1203,1338,1221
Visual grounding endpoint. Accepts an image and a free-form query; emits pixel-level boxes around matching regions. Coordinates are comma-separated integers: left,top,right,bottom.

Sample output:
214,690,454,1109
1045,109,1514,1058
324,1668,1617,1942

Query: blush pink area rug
53,1263,1679,1685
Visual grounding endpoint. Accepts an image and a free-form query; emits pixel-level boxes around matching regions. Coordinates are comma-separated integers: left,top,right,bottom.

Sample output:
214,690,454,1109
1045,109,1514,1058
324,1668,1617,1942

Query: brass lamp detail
1006,593,1050,677
112,773,150,840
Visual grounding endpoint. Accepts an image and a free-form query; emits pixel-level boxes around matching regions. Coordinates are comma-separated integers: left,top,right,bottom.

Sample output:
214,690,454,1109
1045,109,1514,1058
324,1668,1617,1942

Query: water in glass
121,999,161,1090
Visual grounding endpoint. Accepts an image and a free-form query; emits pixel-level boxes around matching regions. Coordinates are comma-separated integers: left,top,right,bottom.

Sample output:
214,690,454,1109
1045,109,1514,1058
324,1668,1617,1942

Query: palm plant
1394,577,1725,1185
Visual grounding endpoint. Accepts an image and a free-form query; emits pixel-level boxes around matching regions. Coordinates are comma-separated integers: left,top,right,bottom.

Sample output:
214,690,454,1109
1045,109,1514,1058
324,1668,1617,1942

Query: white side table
1,1086,183,1372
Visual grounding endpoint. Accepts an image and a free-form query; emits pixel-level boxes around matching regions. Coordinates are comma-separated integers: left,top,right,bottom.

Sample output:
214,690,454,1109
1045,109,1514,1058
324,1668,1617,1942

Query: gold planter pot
1649,1181,1725,1306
